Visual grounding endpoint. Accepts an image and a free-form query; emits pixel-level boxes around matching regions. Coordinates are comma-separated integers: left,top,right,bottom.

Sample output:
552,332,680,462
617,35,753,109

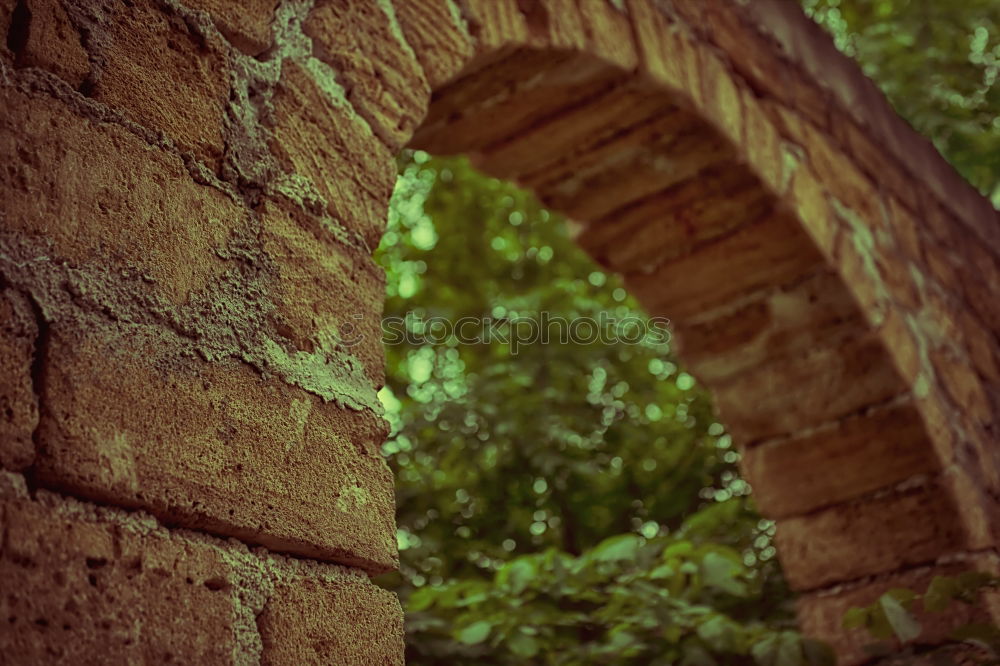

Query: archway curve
335,0,1000,659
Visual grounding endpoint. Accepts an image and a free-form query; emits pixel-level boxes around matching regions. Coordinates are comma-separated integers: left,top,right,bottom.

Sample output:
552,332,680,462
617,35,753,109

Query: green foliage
376,155,794,663
803,0,1000,204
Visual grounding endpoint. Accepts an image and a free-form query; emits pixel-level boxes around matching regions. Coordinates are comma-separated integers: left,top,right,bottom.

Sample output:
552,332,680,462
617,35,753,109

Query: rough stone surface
8,0,90,88
0,288,39,471
34,320,397,573
259,577,405,665
304,0,430,151
183,0,278,56
64,0,230,167
0,491,240,664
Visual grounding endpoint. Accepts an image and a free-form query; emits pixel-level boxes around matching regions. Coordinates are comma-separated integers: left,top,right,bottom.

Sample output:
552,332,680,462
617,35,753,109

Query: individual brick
0,492,240,664
259,575,404,665
0,289,38,471
674,269,863,384
0,82,244,305
697,46,744,148
183,0,278,56
712,332,906,444
270,59,394,250
393,0,474,89
79,0,229,167
304,0,430,151
456,0,529,52
576,0,638,71
742,401,940,518
259,200,386,386
8,0,90,88
775,479,965,591
34,321,397,573
624,210,824,322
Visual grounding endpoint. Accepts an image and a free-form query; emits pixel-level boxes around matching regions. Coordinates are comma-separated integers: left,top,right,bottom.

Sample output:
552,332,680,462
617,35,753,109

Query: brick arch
337,0,1000,659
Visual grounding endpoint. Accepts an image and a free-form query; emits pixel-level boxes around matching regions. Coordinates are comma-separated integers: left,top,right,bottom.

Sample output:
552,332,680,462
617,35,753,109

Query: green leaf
751,632,804,666
457,620,493,645
589,534,642,562
508,631,540,657
701,551,747,597
952,623,1000,656
923,575,958,613
879,594,922,643
497,558,537,594
842,607,868,630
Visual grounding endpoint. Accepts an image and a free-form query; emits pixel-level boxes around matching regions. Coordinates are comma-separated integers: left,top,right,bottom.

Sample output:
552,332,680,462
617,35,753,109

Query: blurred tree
374,2,998,664
804,0,1000,204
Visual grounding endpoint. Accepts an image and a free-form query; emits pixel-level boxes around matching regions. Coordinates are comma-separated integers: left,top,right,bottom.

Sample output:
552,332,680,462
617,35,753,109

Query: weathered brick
270,59,394,250
741,86,784,196
625,210,823,322
0,80,242,305
697,46,744,147
0,492,241,664
577,0,637,71
305,0,430,151
0,289,38,471
775,480,964,591
393,0,474,89
743,401,940,518
82,0,229,167
184,0,277,56
676,270,862,383
10,0,90,88
259,574,404,665
627,0,685,92
260,200,386,386
458,0,529,51
34,321,397,573
714,332,906,444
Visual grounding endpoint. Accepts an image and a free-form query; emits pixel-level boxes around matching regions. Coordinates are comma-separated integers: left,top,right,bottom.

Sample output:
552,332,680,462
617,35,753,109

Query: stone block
393,0,474,89
305,0,430,151
259,200,386,386
0,83,244,305
0,289,38,471
259,575,404,665
625,210,823,322
713,332,905,444
270,59,394,250
9,0,90,88
78,0,229,167
742,401,940,518
0,493,240,664
775,480,965,591
184,0,278,56
34,321,397,573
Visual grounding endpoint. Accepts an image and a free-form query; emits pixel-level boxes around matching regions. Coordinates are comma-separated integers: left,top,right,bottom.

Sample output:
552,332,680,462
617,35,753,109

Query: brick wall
0,0,997,664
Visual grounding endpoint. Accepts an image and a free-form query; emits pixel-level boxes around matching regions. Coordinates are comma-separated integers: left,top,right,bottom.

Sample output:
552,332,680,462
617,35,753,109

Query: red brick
0,289,38,471
86,0,229,167
0,85,243,305
743,401,940,518
259,574,404,665
775,480,964,591
34,321,397,573
184,0,278,56
0,492,240,664
305,0,430,151
270,59,394,250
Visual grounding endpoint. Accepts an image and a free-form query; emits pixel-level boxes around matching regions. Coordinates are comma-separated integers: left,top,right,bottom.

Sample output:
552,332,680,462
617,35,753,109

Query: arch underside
392,4,1000,652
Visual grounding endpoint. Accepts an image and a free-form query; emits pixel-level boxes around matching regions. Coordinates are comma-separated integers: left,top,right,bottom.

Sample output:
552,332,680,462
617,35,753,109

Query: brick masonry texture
0,0,998,663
